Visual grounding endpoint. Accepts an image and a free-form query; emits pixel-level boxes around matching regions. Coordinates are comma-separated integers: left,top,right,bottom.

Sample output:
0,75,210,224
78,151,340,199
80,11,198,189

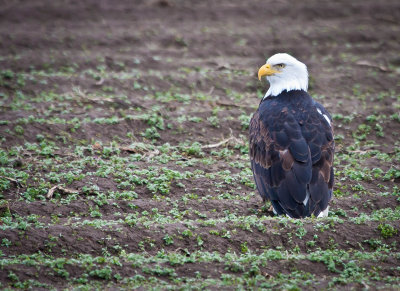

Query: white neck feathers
265,71,308,97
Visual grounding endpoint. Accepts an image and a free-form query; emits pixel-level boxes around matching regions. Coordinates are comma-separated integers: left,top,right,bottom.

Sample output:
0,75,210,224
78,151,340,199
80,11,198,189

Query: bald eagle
250,53,334,218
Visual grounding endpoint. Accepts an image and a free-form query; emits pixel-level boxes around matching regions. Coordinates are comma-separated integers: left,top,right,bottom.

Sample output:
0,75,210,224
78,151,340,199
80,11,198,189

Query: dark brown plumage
249,89,334,218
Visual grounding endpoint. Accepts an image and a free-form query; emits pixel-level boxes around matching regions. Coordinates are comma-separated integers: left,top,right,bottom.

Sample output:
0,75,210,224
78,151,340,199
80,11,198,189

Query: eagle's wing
249,102,334,218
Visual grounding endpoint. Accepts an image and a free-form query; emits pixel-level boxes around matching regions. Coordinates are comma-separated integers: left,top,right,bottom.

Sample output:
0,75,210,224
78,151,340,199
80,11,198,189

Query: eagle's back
249,90,334,218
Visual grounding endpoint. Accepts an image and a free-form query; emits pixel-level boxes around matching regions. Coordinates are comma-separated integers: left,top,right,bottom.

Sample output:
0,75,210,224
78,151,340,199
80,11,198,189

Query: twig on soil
95,77,105,86
201,129,244,149
215,101,243,108
73,86,147,110
0,176,23,188
119,146,140,153
145,149,160,161
119,145,160,161
47,186,79,199
173,247,190,255
263,272,272,279
346,149,372,154
201,136,235,149
373,15,399,25
73,86,113,103
355,60,390,72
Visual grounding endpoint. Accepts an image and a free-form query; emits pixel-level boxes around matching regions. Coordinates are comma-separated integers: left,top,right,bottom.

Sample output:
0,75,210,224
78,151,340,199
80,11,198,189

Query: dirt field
1,0,400,289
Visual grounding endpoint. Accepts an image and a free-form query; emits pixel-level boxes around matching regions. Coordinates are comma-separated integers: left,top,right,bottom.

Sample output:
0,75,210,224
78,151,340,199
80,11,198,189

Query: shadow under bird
249,53,335,218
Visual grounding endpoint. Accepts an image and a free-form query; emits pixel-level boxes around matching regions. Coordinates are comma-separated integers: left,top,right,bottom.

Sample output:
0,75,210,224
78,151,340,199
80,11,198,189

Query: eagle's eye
275,63,286,69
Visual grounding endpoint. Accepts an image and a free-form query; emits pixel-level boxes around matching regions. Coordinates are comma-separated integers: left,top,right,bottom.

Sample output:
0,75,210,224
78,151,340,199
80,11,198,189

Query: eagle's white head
258,53,308,98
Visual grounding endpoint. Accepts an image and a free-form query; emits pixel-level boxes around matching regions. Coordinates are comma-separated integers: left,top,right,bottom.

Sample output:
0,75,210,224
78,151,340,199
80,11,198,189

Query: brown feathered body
249,89,334,218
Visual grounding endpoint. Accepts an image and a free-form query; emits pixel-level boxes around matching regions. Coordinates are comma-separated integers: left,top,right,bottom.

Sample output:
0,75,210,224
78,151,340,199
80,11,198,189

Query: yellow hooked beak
258,64,279,81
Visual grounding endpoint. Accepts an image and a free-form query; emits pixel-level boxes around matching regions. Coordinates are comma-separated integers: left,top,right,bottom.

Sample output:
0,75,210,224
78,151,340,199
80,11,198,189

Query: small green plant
182,229,193,237
14,125,24,135
378,224,397,239
141,127,160,140
296,227,307,239
207,116,220,127
1,238,12,247
240,242,249,253
163,234,174,246
8,271,19,282
238,113,252,130
89,266,113,280
183,142,203,157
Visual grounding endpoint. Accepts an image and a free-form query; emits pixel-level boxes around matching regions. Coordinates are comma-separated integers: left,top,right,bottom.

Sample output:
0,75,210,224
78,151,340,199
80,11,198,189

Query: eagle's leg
317,206,329,217
261,197,276,215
